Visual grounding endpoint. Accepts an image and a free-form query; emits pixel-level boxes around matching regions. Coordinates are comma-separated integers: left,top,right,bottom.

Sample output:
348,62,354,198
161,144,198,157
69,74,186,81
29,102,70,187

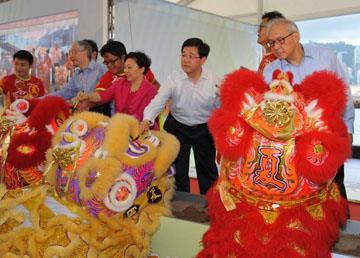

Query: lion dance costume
0,96,69,189
198,69,350,258
0,111,179,257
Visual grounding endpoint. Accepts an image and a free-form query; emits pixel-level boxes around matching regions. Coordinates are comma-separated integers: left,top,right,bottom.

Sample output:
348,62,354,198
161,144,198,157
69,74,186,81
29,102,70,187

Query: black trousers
164,113,218,195
334,165,347,200
334,164,350,219
90,102,111,117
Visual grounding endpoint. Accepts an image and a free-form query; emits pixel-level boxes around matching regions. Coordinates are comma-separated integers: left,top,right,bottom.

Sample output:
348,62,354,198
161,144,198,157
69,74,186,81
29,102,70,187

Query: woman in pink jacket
77,51,158,123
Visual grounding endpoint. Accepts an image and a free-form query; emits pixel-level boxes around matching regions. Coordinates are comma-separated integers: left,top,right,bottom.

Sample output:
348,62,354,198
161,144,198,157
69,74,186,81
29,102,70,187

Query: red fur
208,109,253,160
220,69,267,111
296,71,347,120
272,69,294,84
7,131,52,169
27,96,70,130
295,131,350,184
4,96,69,180
323,116,348,136
199,184,346,258
24,98,40,116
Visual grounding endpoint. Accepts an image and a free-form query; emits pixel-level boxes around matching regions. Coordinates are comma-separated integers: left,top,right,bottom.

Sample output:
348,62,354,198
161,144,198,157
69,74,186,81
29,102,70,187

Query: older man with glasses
50,40,106,102
263,18,355,201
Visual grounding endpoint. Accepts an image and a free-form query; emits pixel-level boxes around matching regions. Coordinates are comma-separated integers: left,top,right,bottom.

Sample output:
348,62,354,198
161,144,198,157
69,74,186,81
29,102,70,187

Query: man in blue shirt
263,18,355,200
51,40,106,101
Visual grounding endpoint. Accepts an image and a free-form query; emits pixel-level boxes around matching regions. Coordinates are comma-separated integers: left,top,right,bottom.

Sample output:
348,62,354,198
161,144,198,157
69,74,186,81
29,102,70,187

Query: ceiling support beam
177,0,195,6
228,12,258,19
107,0,115,40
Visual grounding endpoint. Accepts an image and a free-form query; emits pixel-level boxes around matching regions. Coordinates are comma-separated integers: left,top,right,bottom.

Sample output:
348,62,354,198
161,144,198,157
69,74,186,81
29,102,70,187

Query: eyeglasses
103,57,120,66
267,32,295,48
180,54,201,60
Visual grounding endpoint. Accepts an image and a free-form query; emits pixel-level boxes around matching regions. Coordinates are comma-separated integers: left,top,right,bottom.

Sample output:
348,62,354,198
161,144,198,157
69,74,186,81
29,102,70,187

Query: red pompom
208,109,253,160
27,96,70,130
220,69,267,111
7,131,52,169
296,71,347,121
272,69,293,85
295,131,350,184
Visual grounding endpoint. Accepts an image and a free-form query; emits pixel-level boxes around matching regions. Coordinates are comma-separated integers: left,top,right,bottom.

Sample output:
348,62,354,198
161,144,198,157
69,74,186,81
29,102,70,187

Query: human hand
349,133,353,146
76,101,91,112
139,120,151,133
76,91,88,101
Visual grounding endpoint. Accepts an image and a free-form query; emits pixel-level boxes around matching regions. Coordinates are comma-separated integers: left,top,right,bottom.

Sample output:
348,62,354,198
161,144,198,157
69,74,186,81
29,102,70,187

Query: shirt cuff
345,121,354,134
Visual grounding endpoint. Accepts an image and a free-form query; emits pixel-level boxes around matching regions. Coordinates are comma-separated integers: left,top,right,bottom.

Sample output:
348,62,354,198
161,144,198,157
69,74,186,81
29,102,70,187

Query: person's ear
294,31,300,43
201,57,207,65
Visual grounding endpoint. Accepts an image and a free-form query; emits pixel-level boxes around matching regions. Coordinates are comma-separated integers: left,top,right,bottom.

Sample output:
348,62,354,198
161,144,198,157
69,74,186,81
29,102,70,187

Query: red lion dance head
0,96,69,189
198,69,350,258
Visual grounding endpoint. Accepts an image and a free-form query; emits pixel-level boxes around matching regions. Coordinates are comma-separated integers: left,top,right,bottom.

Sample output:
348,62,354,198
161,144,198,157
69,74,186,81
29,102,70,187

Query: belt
169,113,207,129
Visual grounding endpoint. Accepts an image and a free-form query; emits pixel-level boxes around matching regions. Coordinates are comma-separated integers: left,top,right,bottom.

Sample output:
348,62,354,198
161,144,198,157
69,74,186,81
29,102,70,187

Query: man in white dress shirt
140,38,219,194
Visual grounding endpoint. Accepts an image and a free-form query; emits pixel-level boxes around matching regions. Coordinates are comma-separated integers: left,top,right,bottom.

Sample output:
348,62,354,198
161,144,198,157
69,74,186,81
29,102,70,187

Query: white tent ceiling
164,0,360,24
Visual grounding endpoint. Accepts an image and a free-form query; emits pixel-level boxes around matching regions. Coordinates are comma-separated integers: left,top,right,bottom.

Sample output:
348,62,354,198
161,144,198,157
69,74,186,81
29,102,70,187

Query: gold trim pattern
263,100,293,127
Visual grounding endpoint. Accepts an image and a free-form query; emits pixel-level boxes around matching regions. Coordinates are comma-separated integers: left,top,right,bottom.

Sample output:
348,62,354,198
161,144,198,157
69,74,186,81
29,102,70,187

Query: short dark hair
125,51,151,75
181,38,210,58
83,39,98,60
262,11,285,21
13,50,34,65
100,40,127,59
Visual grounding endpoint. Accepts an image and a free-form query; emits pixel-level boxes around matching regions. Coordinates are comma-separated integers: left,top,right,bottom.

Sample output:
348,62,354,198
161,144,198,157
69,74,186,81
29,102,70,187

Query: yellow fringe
0,112,180,257
151,130,180,177
102,114,139,157
77,157,121,200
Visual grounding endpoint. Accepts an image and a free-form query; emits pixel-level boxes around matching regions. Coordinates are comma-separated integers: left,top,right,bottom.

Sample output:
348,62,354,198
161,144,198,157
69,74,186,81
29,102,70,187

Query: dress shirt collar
303,44,314,59
87,60,97,70
79,60,96,73
280,44,314,67
179,67,210,82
